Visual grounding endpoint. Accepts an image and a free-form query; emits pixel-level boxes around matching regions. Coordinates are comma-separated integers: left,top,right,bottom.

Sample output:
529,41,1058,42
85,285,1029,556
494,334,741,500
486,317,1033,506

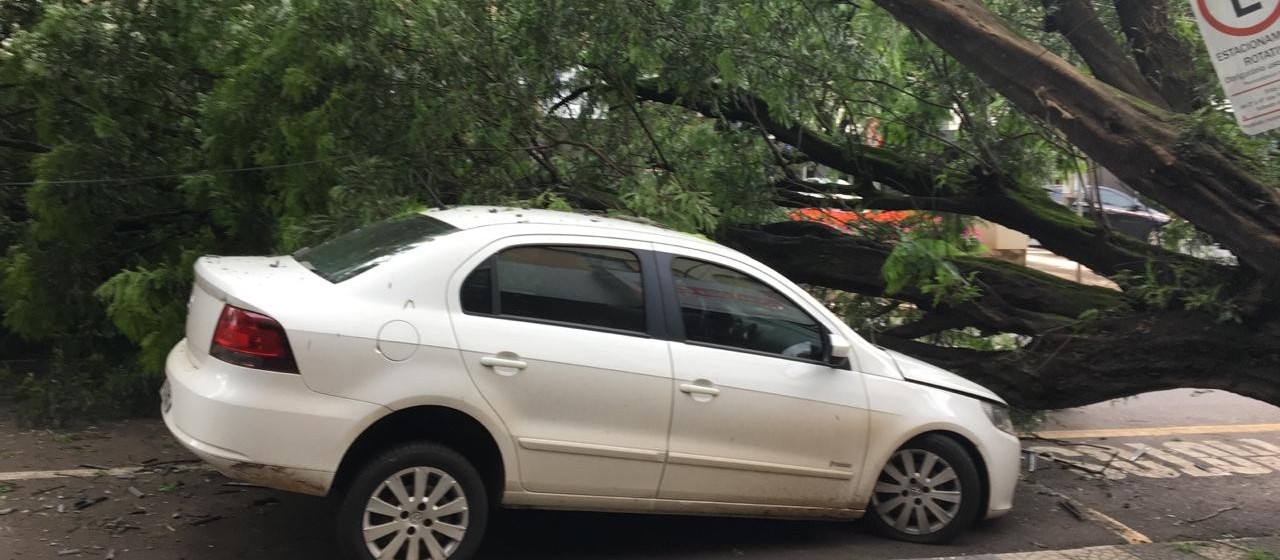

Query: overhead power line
0,137,407,187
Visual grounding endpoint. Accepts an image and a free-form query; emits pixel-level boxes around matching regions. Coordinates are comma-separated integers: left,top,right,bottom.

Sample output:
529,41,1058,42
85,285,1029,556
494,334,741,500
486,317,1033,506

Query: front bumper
161,340,385,496
982,428,1022,519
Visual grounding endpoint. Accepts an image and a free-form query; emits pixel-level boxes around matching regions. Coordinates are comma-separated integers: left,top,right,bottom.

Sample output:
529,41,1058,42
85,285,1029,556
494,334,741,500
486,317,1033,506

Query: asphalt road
0,389,1277,559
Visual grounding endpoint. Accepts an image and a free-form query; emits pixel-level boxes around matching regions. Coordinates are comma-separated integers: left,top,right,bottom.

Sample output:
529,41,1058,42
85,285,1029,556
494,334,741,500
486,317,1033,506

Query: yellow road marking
1030,423,1280,440
1088,508,1154,545
1034,484,1152,545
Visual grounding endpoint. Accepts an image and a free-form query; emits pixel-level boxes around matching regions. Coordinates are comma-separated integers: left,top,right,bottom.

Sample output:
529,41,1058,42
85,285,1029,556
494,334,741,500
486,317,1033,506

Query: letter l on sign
1236,0,1264,17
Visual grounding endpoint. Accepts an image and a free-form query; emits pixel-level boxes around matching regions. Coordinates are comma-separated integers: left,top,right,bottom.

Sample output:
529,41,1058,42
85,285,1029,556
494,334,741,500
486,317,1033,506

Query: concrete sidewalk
918,537,1279,560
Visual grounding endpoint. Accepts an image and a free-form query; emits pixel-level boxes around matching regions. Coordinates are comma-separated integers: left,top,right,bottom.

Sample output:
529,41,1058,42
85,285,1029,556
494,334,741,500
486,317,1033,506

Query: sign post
1192,0,1280,134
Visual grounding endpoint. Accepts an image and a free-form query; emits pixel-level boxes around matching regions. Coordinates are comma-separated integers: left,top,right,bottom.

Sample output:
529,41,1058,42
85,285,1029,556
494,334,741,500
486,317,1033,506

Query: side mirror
827,334,852,367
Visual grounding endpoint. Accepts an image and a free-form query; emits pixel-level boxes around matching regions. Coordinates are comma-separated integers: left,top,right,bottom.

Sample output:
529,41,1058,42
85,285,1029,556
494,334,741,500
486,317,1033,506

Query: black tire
865,434,983,544
337,442,489,560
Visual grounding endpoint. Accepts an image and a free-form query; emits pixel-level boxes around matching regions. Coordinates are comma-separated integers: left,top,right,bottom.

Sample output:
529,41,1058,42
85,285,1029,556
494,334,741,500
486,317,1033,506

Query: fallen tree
4,0,1277,421
622,0,1280,408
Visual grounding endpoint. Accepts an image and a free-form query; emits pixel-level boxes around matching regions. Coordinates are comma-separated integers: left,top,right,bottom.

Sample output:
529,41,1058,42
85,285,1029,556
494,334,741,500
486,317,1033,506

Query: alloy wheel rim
363,466,469,559
871,449,962,535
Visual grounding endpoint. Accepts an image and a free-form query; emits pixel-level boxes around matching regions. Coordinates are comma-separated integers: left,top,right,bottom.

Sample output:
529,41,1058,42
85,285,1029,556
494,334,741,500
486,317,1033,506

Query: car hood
882,349,1007,405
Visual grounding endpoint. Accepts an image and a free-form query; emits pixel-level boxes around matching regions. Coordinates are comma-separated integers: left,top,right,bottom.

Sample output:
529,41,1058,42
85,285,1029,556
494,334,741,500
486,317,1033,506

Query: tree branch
1112,0,1207,113
720,221,1125,336
633,81,1216,280
873,0,1280,283
1041,0,1169,108
878,310,1280,410
0,137,50,154
881,312,972,338
545,85,594,116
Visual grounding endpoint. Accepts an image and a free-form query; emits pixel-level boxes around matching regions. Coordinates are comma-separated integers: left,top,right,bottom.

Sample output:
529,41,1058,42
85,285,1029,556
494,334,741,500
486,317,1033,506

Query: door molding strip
517,438,666,462
667,451,854,480
503,490,864,520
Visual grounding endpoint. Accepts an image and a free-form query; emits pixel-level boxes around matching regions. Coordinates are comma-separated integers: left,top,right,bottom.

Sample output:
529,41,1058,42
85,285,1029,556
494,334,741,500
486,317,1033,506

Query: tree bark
876,308,1280,410
1041,0,1169,109
872,0,1280,284
1112,0,1207,112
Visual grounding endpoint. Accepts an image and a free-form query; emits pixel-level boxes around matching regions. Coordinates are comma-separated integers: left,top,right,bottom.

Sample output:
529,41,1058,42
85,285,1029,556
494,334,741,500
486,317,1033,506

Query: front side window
671,257,823,360
461,245,646,333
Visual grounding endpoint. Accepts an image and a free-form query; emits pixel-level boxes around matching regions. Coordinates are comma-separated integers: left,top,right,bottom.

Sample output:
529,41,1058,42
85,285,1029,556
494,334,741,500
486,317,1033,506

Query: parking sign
1193,0,1280,134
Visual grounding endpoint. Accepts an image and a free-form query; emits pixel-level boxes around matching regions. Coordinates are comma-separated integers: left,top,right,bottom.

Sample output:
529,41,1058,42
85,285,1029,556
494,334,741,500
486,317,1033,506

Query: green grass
49,432,79,445
1174,542,1204,554
1246,550,1278,560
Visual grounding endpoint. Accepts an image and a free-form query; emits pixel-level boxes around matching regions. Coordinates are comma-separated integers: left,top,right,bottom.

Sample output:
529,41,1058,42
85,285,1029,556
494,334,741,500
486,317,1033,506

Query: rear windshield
293,214,458,283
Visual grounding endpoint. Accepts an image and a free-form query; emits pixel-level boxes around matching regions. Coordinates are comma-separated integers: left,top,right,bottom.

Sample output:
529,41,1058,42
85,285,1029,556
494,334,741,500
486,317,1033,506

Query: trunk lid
185,255,330,366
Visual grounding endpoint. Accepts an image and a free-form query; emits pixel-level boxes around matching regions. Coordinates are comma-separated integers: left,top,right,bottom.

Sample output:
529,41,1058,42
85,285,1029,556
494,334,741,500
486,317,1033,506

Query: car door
449,236,673,498
1098,188,1157,239
654,248,870,508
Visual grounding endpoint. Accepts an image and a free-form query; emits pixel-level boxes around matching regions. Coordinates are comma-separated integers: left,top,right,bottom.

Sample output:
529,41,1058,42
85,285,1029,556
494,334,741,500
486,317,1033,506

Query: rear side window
461,246,646,333
671,257,823,360
293,214,458,283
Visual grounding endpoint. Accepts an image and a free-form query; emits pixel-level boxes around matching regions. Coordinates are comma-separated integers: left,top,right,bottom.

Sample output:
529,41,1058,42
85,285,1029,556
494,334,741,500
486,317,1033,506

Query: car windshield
1098,188,1136,208
292,214,458,283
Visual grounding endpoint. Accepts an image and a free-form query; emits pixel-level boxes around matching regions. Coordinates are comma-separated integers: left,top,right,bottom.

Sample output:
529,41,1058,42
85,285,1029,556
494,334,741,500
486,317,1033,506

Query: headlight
982,402,1016,435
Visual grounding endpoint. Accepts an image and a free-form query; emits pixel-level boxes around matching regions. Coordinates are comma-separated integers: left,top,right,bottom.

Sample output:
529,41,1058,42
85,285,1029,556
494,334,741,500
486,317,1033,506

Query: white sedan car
162,206,1020,560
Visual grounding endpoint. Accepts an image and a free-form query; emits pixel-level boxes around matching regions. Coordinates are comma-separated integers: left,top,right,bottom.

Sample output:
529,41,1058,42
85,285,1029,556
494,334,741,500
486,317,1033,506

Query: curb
912,537,1279,560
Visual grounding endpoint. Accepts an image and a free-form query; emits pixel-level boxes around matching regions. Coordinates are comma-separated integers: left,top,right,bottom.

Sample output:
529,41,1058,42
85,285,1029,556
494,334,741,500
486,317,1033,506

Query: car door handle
480,356,528,370
679,383,720,397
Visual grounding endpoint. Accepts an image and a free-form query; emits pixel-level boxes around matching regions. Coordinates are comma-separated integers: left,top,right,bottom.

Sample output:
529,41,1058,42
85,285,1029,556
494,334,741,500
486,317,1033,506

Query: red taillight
210,305,299,373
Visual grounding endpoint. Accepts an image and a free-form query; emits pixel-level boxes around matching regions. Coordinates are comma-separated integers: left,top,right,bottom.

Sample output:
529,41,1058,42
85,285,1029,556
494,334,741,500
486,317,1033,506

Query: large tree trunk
723,223,1280,409
872,0,1280,285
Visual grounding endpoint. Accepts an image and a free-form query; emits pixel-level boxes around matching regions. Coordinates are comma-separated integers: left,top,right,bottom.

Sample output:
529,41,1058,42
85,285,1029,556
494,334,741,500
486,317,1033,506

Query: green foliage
1113,261,1241,323
1246,549,1278,560
1009,407,1046,433
619,175,721,233
1174,542,1206,554
0,354,153,427
95,252,200,374
1174,108,1280,183
0,0,1262,423
882,232,982,306
0,0,1058,422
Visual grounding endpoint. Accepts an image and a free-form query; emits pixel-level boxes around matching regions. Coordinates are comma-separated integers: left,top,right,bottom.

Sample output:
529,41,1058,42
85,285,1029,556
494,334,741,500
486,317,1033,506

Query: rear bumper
162,410,333,495
161,340,385,496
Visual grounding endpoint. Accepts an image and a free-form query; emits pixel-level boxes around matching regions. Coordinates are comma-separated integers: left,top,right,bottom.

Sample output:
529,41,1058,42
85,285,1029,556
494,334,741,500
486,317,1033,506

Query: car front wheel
866,434,982,544
338,443,489,560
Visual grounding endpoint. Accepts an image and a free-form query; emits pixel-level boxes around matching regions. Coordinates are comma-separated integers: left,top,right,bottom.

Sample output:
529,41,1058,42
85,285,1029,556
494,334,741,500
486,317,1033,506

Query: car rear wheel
866,434,982,544
338,443,489,560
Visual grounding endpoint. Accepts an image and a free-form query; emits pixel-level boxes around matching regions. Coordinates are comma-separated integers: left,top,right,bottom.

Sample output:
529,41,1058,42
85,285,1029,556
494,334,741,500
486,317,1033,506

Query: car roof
424,206,713,246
